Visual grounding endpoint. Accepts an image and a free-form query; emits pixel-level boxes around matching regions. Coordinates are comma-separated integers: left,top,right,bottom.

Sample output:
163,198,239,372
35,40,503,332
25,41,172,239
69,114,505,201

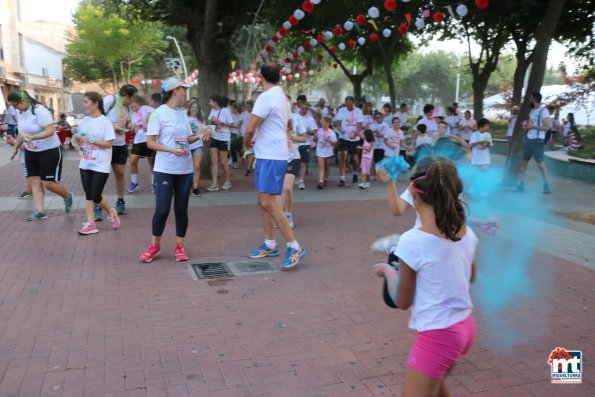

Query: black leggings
152,171,193,238
80,169,109,204
230,134,243,163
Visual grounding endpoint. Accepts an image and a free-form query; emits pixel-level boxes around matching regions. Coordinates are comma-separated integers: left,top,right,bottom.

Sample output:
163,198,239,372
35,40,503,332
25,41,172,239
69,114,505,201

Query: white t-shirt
147,105,193,174
363,114,374,129
298,113,317,147
527,106,550,140
444,114,460,135
188,117,203,150
395,111,409,128
415,133,433,148
315,105,329,118
17,105,60,152
251,85,291,161
208,107,234,142
131,105,154,144
470,131,492,166
400,189,420,227
78,115,115,173
362,140,373,159
460,118,476,141
288,114,305,162
416,117,438,137
562,120,574,137
383,129,404,157
103,95,129,146
6,105,18,125
369,121,389,151
395,227,477,332
230,112,241,136
315,128,337,158
239,111,251,137
507,115,517,137
383,114,395,127
334,107,363,142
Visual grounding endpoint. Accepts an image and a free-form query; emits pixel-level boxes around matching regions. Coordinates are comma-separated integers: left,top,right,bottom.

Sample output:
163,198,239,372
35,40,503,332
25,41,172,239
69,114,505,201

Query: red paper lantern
284,57,291,64
265,45,273,52
272,36,279,43
293,65,299,72
287,74,293,80
333,26,343,36
293,50,299,58
302,0,314,13
475,0,489,10
280,69,286,75
333,63,338,68
317,34,325,43
301,71,307,77
288,15,299,26
317,54,323,61
398,23,408,35
348,40,356,48
304,41,311,49
433,12,444,23
305,61,312,67
279,28,288,37
384,0,397,12
356,14,367,26
330,46,337,54
369,33,378,42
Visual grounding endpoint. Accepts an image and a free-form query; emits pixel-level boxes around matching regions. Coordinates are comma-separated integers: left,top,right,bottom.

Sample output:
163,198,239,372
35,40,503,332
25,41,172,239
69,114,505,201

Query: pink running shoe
140,244,161,263
78,222,98,235
175,243,189,262
107,208,120,230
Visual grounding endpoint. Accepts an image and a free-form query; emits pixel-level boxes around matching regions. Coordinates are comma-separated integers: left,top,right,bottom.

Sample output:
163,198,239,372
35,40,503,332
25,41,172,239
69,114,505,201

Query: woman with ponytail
374,157,478,397
8,90,73,221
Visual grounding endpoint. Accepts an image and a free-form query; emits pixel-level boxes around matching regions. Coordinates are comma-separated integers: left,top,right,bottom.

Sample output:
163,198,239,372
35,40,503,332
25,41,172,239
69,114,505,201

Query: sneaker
207,184,220,192
323,180,328,187
107,208,120,230
338,179,345,187
126,182,139,193
543,182,551,195
231,162,240,169
222,181,232,190
116,200,126,215
248,243,280,259
358,183,365,189
280,244,306,269
139,244,161,263
370,234,401,255
18,191,33,199
175,243,189,262
27,211,47,221
192,188,201,197
78,222,98,235
352,174,358,183
365,182,370,189
297,180,306,190
64,192,73,213
95,207,103,222
513,182,525,193
287,214,295,229
245,170,251,176
317,182,324,190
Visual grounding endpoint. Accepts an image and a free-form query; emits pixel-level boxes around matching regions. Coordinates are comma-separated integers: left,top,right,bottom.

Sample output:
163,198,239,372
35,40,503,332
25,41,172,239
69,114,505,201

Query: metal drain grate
230,261,276,275
192,262,233,279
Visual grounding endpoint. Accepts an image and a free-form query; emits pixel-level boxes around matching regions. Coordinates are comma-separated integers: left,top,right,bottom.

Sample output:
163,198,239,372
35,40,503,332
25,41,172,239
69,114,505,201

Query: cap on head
161,77,191,92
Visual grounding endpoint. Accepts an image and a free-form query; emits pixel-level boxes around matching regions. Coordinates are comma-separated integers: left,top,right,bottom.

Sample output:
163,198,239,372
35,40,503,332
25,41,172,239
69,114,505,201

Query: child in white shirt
469,118,493,170
315,116,338,189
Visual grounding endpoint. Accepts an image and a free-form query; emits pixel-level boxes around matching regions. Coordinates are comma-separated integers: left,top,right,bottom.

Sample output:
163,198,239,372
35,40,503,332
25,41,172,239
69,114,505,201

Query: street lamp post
166,35,190,99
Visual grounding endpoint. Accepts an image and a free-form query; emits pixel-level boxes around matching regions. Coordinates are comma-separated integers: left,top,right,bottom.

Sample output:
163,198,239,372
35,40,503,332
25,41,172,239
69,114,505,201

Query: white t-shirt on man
208,107,234,142
288,114,305,162
6,105,18,125
17,105,60,152
131,105,154,144
334,106,363,142
239,111,251,137
298,113,317,147
416,116,438,137
470,131,492,166
395,227,477,332
527,106,550,140
147,105,193,174
251,85,291,161
78,115,115,173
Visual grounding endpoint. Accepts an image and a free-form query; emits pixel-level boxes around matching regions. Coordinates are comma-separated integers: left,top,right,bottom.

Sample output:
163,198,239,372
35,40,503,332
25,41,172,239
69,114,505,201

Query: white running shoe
370,234,402,255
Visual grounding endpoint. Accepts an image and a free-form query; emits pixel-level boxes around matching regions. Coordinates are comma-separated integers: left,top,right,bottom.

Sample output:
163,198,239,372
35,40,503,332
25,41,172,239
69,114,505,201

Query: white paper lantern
415,18,425,29
298,46,305,53
141,80,146,85
357,37,366,46
283,21,292,30
338,43,346,51
250,77,256,83
276,32,283,39
281,75,287,81
294,73,300,79
311,0,321,4
456,4,468,17
147,79,153,84
309,38,318,47
309,70,314,75
324,31,333,40
268,40,275,47
344,21,354,31
368,6,380,19
382,28,392,38
294,9,305,20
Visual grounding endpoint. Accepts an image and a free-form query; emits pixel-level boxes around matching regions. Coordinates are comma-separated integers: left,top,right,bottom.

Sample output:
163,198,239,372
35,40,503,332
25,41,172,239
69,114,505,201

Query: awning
0,86,6,113
4,73,24,85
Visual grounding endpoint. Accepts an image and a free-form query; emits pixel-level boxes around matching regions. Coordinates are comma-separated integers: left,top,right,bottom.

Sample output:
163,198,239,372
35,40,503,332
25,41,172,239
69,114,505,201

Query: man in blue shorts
243,62,306,269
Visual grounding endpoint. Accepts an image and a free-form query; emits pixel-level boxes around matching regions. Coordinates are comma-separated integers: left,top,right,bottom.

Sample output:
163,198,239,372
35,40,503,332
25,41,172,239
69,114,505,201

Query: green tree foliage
64,4,167,91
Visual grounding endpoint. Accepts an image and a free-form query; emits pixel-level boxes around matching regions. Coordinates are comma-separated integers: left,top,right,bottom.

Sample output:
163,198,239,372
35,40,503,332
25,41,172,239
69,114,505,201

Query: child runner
187,99,204,197
315,116,337,189
469,118,493,171
410,124,433,161
139,77,210,263
373,158,477,397
369,111,389,178
357,129,375,189
75,91,120,235
128,96,155,193
383,117,405,159
207,94,234,191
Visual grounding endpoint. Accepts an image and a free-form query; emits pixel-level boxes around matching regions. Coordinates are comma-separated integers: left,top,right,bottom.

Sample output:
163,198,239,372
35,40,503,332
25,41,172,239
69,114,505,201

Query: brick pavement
0,147,594,397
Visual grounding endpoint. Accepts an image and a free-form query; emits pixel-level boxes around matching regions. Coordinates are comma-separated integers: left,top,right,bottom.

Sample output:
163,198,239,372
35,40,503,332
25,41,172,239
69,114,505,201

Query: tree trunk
503,0,568,185
471,74,489,120
384,62,396,110
511,57,530,106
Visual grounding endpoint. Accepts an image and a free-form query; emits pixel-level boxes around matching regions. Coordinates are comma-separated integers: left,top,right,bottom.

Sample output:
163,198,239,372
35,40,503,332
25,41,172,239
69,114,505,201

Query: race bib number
26,141,40,151
80,143,99,160
175,138,189,152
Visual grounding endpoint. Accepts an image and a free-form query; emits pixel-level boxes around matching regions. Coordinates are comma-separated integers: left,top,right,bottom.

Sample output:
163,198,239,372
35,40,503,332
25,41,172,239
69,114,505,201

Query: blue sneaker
27,211,47,221
280,244,306,269
64,192,73,213
95,206,103,222
127,182,139,193
248,243,280,259
116,200,126,215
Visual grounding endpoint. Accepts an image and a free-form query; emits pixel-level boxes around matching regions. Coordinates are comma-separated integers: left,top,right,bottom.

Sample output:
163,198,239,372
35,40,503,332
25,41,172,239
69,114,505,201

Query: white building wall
22,38,63,80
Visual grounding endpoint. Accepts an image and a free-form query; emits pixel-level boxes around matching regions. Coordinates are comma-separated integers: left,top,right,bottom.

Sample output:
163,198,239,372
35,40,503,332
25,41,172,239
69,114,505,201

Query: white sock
287,240,299,250
151,174,154,185
264,239,276,249
340,176,345,180
131,174,138,184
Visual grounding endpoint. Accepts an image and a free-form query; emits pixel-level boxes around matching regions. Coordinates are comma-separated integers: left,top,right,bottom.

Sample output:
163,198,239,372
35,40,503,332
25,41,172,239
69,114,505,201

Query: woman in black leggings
139,77,210,263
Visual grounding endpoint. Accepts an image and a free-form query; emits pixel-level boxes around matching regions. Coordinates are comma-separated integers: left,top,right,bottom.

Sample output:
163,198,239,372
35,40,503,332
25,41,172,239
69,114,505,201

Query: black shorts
298,146,310,163
339,139,359,155
25,147,63,181
522,138,545,163
111,145,128,165
131,142,156,158
210,138,229,151
373,148,385,163
286,159,300,177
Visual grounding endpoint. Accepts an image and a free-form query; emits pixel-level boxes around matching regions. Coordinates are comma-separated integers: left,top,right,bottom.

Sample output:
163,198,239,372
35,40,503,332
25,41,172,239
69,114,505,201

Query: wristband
89,138,95,145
